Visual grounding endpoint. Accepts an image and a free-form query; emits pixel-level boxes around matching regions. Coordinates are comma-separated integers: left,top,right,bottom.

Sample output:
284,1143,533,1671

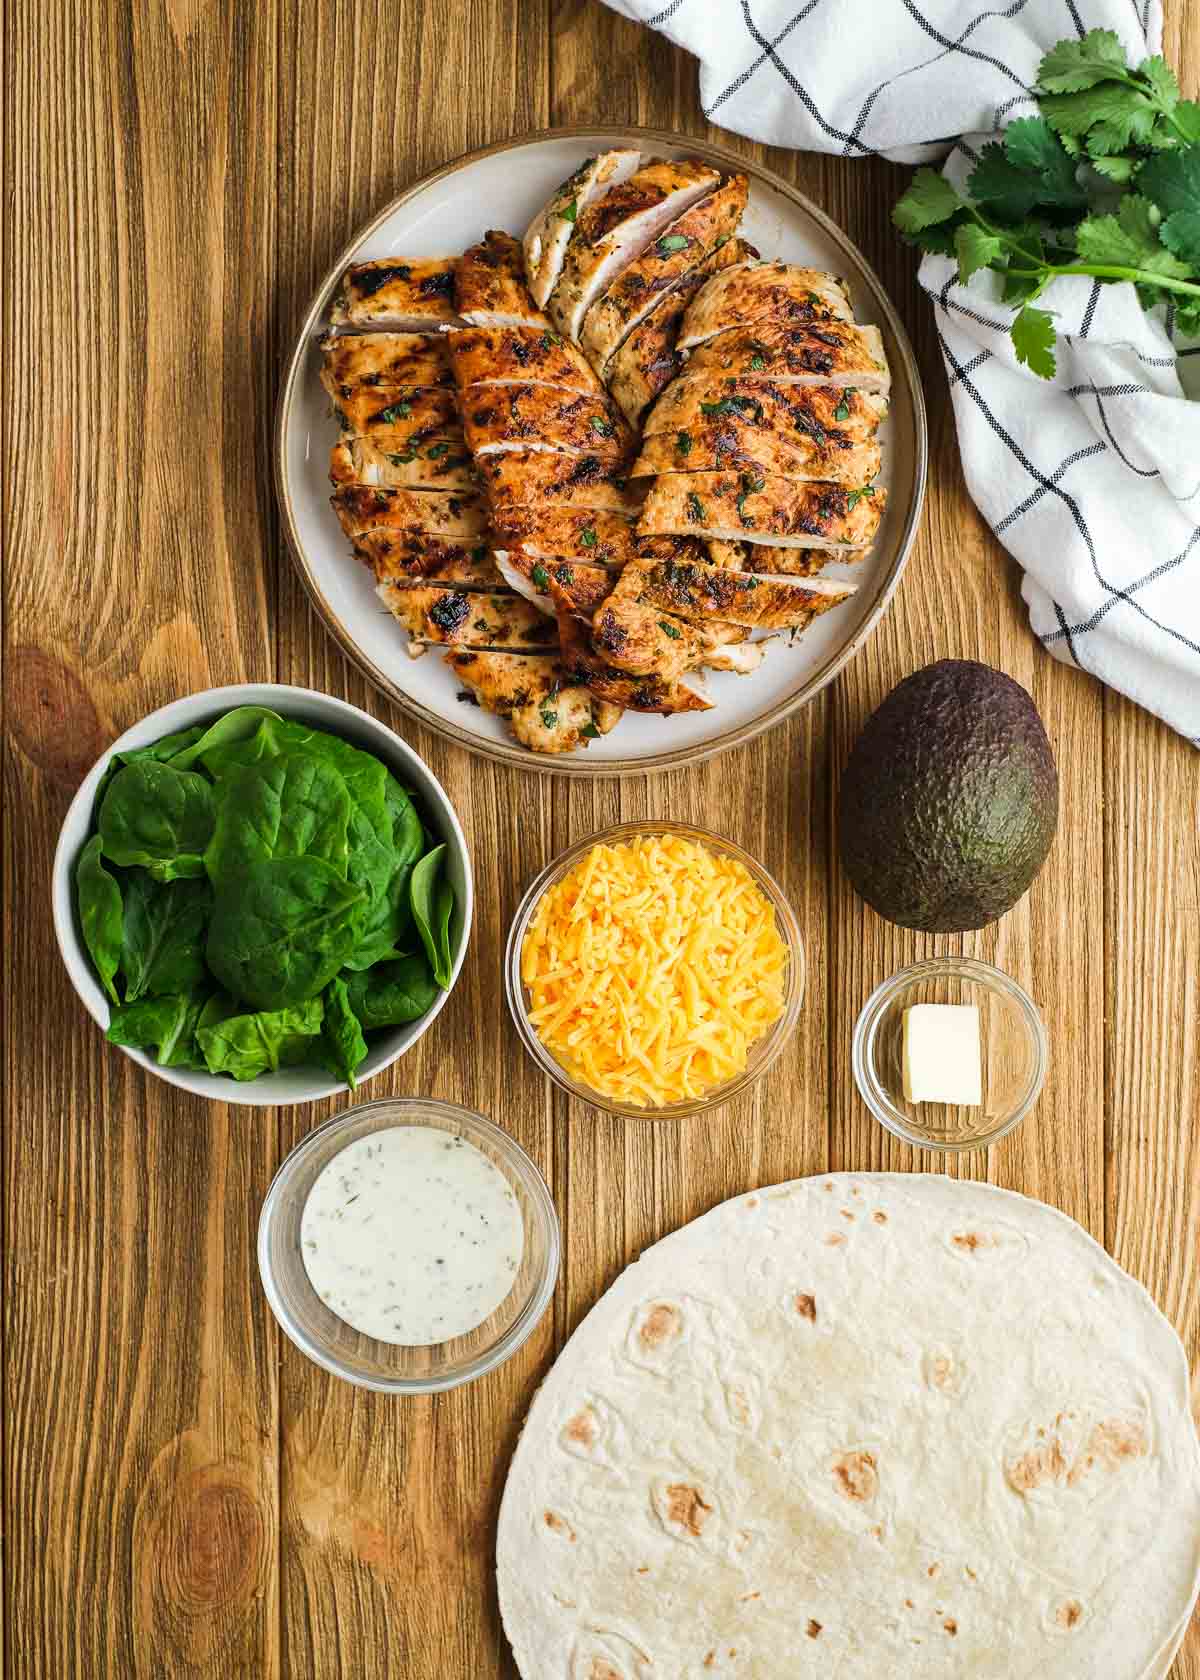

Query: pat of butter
902,1004,982,1106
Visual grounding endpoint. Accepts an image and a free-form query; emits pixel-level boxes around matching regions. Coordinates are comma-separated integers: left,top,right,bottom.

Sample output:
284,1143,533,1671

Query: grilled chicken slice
509,687,623,754
638,472,884,552
330,434,475,492
524,149,642,307
444,649,561,714
548,580,712,715
448,326,603,397
455,230,548,329
684,320,890,392
332,485,489,541
633,424,881,488
496,552,617,617
496,508,639,564
460,383,633,460
607,237,749,424
330,258,462,331
479,451,643,518
644,379,886,447
579,175,749,370
705,537,851,579
549,158,722,344
677,260,853,350
333,387,459,447
611,556,855,630
591,594,705,681
697,624,769,675
319,331,453,405
377,583,557,654
355,531,504,589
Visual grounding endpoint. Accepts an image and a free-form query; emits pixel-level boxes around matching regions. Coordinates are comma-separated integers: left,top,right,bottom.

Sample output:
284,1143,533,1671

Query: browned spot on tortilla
639,1302,681,1349
794,1293,817,1322
664,1482,713,1536
746,1196,759,1208
823,1183,833,1192
944,1619,958,1637
1008,1415,1148,1494
543,1510,576,1541
740,1590,760,1602
832,1450,878,1503
928,1355,955,1391
873,1211,888,1225
928,1563,940,1578
870,1525,884,1541
1007,1438,1068,1492
952,1231,995,1252
825,1232,847,1247
965,1566,978,1582
703,1655,716,1671
636,1565,650,1574
1058,1600,1083,1629
807,1620,823,1638
590,1663,624,1680
565,1408,598,1448
904,1599,915,1611
840,1209,856,1221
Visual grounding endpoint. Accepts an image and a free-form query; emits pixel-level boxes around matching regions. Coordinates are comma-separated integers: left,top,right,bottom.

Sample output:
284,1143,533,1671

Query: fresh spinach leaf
342,776,424,971
98,761,215,880
120,873,211,1002
206,753,352,882
319,976,369,1087
166,705,282,772
345,954,439,1029
409,843,456,990
108,990,208,1067
196,998,325,1081
93,725,209,808
76,834,124,1004
206,856,367,1009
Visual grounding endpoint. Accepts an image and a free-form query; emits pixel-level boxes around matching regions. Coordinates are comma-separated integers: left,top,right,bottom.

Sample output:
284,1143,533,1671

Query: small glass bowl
852,957,1048,1152
505,820,805,1120
257,1097,559,1394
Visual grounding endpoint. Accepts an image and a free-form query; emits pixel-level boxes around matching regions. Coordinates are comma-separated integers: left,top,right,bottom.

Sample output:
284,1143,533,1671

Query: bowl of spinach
53,684,472,1104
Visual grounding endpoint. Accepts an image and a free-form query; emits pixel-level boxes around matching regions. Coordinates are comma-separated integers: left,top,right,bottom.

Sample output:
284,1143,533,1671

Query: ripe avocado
839,660,1058,932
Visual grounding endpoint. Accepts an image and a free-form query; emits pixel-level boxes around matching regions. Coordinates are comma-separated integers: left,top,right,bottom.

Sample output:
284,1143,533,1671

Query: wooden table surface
5,1,1199,1674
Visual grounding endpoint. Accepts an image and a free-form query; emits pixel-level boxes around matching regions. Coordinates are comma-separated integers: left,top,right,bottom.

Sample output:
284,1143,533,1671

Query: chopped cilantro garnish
676,430,693,455
657,234,690,256
531,563,550,589
658,619,682,639
736,473,765,523
846,483,877,510
377,401,412,423
686,491,706,523
580,525,597,547
541,330,560,349
388,451,416,465
749,352,767,371
591,416,615,437
427,441,451,458
580,720,601,739
540,709,558,728
560,198,578,224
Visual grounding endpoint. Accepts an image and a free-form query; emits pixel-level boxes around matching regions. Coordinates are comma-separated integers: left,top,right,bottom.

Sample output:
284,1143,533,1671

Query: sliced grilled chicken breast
330,435,475,492
330,258,462,331
448,326,603,397
612,556,856,630
455,230,548,329
333,387,459,447
591,594,705,681
633,426,881,488
479,451,643,518
579,174,749,370
644,379,886,447
319,331,453,404
524,149,642,308
497,508,640,564
355,531,503,588
606,237,751,425
548,158,722,344
496,552,617,618
638,472,885,551
332,485,489,541
461,383,633,460
510,687,623,754
704,536,863,579
549,584,712,715
683,319,890,391
698,625,769,675
377,583,557,653
444,649,562,714
678,261,853,350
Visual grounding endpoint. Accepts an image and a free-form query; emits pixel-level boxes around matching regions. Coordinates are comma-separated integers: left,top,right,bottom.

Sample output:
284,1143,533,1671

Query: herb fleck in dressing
301,1126,524,1345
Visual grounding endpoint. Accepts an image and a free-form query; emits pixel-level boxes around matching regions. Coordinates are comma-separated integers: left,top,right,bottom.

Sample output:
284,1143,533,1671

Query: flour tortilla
497,1175,1200,1680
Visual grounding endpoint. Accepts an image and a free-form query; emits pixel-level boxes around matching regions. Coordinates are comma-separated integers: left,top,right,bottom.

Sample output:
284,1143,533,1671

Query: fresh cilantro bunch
894,30,1200,377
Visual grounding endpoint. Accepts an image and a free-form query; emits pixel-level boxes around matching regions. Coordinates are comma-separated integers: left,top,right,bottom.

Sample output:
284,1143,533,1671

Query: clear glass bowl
257,1097,559,1393
852,957,1048,1152
504,820,805,1120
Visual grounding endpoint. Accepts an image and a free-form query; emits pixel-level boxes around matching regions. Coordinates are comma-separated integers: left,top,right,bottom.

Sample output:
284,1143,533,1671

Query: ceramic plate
276,127,927,775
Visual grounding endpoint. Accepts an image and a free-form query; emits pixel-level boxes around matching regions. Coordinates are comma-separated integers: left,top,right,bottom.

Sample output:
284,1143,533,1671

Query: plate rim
274,123,928,777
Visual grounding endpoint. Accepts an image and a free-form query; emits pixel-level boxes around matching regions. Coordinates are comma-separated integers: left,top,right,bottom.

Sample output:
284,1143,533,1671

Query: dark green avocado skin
838,660,1059,933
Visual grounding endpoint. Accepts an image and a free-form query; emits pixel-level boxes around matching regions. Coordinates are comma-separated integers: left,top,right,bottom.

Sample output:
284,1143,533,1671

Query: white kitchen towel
600,0,1200,742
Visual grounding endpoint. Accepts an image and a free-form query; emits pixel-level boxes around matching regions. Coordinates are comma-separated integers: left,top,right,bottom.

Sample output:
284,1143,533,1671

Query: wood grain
2,0,1197,1675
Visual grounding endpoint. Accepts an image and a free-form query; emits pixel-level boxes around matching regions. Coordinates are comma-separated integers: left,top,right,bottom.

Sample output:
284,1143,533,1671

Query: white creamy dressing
301,1125,525,1346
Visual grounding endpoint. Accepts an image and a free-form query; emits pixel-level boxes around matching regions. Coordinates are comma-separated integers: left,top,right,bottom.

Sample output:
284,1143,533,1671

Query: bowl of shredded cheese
506,823,804,1118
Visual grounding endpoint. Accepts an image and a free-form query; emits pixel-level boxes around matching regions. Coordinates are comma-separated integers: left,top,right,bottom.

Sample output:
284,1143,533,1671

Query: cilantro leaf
892,168,963,232
1160,210,1200,268
1074,210,1191,279
968,143,1048,220
1140,56,1180,112
1011,305,1058,378
1037,29,1130,94
1003,117,1086,207
1090,155,1135,183
902,211,969,256
1173,297,1200,338
954,222,1004,283
1041,85,1158,150
1170,101,1200,145
1139,146,1200,217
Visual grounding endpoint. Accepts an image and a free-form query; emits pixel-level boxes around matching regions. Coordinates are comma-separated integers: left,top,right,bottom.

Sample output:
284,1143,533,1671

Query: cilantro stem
1006,262,1200,299
1076,62,1196,146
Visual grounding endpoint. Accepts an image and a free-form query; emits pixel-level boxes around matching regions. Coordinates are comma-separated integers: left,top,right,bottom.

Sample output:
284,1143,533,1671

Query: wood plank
272,3,552,1675
2,1,281,1676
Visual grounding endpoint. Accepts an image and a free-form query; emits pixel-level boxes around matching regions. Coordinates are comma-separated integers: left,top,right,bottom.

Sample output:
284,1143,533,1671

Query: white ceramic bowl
52,683,473,1106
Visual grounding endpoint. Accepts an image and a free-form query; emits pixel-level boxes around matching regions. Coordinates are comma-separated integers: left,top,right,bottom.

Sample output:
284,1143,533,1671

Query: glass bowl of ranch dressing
258,1098,559,1393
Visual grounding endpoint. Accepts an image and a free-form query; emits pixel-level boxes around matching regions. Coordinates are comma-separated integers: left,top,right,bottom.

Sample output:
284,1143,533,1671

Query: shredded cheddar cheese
520,835,789,1107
